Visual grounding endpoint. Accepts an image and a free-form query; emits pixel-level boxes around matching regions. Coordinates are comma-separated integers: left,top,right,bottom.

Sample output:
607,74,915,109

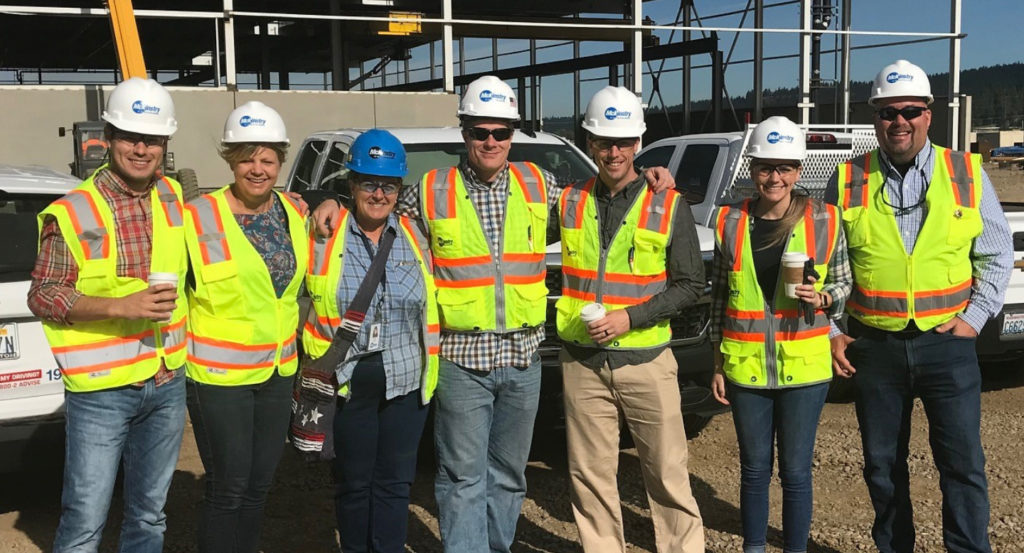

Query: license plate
0,323,19,360
1000,312,1024,338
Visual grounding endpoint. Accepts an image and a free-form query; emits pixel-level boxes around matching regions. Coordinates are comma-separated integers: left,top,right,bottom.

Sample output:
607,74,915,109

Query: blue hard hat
346,129,408,178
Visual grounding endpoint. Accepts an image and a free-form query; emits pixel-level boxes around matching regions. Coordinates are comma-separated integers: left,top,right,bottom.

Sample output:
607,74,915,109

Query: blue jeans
728,382,829,553
53,369,186,553
187,372,294,553
433,354,542,553
333,353,430,553
847,321,991,553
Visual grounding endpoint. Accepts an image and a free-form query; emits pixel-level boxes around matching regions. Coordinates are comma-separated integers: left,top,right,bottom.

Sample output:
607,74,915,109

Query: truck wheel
177,168,200,202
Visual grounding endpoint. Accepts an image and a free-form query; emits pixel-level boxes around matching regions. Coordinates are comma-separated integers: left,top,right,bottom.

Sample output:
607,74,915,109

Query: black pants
186,372,294,553
333,353,430,553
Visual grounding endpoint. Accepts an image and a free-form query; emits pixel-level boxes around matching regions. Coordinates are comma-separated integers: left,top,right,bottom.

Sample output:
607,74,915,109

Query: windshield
0,192,60,282
404,142,597,186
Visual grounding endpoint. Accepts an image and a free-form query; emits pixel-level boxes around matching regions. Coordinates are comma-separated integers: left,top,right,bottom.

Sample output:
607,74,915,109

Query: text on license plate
1000,313,1024,337
0,323,19,360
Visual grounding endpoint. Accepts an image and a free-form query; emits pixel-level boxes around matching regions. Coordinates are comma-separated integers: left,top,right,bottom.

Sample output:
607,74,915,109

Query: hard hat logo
366,146,395,160
766,131,794,145
479,89,508,103
130,100,161,115
886,72,913,84
239,115,267,128
603,107,632,121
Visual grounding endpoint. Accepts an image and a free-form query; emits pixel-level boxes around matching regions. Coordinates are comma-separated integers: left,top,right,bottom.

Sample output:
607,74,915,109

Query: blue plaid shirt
825,140,1014,334
335,213,426,399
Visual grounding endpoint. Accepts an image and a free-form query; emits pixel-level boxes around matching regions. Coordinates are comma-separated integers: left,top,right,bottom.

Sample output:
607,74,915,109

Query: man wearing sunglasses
825,60,1012,553
28,78,188,553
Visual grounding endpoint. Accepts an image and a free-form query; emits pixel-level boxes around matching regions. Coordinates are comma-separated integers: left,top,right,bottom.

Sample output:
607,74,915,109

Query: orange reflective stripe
637,188,653,230
434,254,492,267
188,332,282,352
915,301,969,319
508,163,543,203
803,201,815,258
50,328,154,354
825,204,838,261
945,148,962,206
915,279,972,298
424,170,438,220
504,273,545,285
841,161,853,210
722,329,767,342
732,201,749,271
725,307,765,320
775,326,829,341
503,252,544,263
563,288,596,302
965,153,977,207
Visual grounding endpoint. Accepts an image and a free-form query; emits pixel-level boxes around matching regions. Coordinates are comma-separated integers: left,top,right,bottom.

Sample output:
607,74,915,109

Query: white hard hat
457,76,520,121
868,59,933,106
581,86,646,139
102,77,178,136
746,116,806,161
222,101,289,143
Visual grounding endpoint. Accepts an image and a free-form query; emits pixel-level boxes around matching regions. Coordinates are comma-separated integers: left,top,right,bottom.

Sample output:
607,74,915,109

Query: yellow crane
106,0,147,79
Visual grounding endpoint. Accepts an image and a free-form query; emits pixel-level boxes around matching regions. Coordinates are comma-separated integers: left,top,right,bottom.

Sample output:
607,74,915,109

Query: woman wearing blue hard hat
300,129,439,553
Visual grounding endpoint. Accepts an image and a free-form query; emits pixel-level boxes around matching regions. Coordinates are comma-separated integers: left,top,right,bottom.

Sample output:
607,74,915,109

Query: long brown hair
755,193,810,250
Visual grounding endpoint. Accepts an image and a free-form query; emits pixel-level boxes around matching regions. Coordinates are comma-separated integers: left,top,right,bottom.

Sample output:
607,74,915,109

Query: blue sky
387,0,1024,118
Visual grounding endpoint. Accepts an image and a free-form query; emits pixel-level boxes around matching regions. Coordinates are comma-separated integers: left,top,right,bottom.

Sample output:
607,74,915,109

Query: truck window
635,145,675,173
319,141,351,199
674,144,721,204
290,139,326,193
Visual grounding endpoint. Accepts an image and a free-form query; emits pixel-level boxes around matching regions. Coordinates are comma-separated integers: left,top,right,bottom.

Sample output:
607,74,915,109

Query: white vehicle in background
0,165,75,471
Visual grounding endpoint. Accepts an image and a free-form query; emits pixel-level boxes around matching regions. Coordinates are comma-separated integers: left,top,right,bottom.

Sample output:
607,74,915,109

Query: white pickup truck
978,205,1024,361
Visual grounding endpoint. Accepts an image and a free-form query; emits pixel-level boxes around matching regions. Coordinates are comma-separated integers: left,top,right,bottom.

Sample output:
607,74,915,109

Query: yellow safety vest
555,178,678,349
303,209,440,402
420,162,548,333
183,186,308,385
714,198,839,388
836,145,982,331
38,167,188,392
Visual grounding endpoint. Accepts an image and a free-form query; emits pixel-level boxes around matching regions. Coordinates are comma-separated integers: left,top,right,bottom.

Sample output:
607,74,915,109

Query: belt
848,318,928,340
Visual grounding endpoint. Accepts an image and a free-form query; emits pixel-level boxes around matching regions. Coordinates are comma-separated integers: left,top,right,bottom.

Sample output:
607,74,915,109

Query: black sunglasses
464,127,513,142
111,129,167,147
876,106,928,122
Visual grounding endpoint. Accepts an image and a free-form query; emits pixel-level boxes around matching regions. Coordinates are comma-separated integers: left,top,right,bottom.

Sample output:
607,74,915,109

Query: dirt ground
2,165,1023,553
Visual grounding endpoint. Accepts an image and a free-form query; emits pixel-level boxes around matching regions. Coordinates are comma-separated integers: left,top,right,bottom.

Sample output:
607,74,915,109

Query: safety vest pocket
429,218,463,258
777,338,831,386
632,228,669,276
842,207,870,248
720,339,765,386
508,279,548,328
436,287,487,331
527,202,548,254
945,206,982,247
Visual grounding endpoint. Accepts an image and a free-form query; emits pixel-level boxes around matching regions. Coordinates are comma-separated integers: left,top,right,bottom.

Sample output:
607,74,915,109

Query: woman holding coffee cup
708,116,851,553
182,101,308,553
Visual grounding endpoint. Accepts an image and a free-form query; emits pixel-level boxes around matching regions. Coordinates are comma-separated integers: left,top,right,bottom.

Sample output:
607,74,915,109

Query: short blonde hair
219,142,288,167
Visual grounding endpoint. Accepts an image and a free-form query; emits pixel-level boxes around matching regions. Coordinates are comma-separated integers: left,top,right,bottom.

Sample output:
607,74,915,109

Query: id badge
368,323,382,350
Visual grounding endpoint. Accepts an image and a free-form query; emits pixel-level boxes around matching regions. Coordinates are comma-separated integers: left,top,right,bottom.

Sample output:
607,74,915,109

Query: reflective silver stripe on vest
915,286,971,315
719,202,747,270
848,287,909,317
156,178,183,227
561,270,666,301
508,162,545,204
431,168,455,220
640,189,675,233
54,328,159,375
188,335,285,369
810,202,834,263
943,149,975,208
560,179,593,229
722,315,770,335
161,318,187,356
843,153,871,209
62,190,109,260
189,195,230,265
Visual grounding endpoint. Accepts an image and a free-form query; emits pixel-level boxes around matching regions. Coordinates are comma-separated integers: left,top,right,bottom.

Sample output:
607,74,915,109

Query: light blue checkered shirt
335,213,426,399
826,140,1014,334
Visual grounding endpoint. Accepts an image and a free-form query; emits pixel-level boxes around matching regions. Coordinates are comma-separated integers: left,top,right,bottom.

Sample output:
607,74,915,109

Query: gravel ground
2,165,1022,553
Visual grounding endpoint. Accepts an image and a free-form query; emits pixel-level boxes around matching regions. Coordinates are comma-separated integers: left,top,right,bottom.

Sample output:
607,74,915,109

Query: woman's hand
711,371,729,405
794,275,830,310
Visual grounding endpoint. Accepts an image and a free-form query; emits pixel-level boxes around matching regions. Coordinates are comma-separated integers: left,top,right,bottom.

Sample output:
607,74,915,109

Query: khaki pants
561,348,704,553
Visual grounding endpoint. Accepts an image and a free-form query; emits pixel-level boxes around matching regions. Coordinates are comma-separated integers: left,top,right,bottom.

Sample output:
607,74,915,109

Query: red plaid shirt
28,168,177,382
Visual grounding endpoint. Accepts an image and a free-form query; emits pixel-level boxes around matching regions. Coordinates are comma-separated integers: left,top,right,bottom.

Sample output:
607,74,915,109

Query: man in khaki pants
555,86,706,552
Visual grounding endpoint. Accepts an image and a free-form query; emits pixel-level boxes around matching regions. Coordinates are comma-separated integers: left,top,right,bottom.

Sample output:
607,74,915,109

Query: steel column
948,0,962,149
840,0,850,124
754,0,763,122
223,0,236,88
798,0,812,124
442,0,454,93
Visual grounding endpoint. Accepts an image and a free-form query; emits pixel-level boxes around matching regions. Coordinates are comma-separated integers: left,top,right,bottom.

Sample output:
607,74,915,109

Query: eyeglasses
876,106,928,122
355,180,401,195
753,163,800,177
111,130,167,147
464,127,513,142
590,138,638,152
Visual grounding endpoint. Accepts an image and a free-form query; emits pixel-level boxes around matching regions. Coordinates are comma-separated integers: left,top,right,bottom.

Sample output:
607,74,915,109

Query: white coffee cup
148,272,179,289
781,252,810,298
580,303,607,324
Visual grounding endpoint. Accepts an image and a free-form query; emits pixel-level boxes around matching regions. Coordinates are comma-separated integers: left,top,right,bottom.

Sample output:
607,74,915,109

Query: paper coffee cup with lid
148,272,179,289
580,303,607,324
781,252,809,298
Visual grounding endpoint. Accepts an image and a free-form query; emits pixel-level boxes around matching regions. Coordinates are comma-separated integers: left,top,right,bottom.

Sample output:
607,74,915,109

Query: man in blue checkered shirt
826,60,1012,553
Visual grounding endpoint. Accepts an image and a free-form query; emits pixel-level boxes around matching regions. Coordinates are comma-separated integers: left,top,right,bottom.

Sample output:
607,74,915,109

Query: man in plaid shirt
28,78,188,553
